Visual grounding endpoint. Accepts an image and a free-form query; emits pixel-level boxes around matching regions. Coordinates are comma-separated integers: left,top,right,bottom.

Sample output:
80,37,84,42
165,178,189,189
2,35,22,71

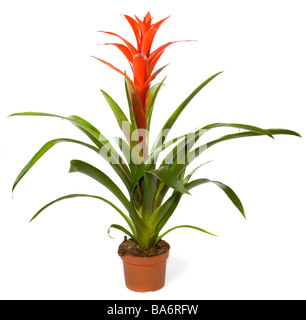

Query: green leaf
152,192,182,234
146,131,189,168
9,112,104,147
129,162,146,197
128,133,188,197
151,71,223,152
156,124,299,208
113,137,137,176
160,131,201,167
9,112,132,189
68,115,106,147
67,115,131,176
187,128,302,167
9,111,64,120
125,78,144,136
167,127,301,188
29,194,135,233
108,224,137,242
69,160,130,211
186,178,245,218
154,126,301,209
127,202,152,238
112,137,142,209
114,131,190,196
100,89,133,142
153,129,205,206
68,115,132,187
157,224,217,241
202,122,275,139
161,122,276,168
183,161,213,184
154,177,245,233
146,77,166,134
267,128,301,138
124,73,138,130
205,128,302,149
142,172,158,221
12,138,99,193
145,80,164,119
148,166,190,195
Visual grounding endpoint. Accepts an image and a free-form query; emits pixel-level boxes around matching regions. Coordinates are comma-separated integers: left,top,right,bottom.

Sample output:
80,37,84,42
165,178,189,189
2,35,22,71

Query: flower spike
95,12,191,132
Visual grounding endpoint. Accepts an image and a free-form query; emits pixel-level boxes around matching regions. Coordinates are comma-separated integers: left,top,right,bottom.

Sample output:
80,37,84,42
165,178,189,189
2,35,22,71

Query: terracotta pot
120,250,170,292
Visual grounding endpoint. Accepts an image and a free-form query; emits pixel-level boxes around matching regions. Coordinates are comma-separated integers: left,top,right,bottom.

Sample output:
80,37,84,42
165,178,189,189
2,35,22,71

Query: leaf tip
107,228,114,239
11,183,17,198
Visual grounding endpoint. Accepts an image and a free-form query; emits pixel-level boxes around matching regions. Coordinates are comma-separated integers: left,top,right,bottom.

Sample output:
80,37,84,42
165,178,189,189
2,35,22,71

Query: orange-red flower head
93,12,189,131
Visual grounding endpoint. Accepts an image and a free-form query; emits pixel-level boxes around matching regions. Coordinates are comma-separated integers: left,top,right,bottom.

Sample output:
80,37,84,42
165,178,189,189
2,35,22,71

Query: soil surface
118,237,170,257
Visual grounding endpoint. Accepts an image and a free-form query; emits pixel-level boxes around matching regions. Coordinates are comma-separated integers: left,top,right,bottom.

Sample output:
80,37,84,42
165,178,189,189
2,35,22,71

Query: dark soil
118,237,170,257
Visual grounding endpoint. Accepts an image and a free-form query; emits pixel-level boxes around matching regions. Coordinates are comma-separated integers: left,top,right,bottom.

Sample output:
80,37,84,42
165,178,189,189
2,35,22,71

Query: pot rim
120,249,170,266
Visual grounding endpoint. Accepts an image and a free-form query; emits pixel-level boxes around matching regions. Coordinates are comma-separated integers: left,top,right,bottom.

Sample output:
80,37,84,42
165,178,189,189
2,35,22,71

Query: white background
0,0,305,300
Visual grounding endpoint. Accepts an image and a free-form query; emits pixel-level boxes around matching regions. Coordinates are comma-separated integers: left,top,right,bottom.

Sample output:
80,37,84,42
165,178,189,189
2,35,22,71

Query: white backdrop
0,0,305,300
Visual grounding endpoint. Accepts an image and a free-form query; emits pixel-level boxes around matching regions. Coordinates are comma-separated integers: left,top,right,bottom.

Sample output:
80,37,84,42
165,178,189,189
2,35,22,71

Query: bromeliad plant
11,12,300,250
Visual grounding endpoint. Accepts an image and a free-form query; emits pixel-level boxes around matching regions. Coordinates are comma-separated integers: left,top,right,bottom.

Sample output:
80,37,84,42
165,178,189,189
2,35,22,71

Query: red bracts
93,12,186,131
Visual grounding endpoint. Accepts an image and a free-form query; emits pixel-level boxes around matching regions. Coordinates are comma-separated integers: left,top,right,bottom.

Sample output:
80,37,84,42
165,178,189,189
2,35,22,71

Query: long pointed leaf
29,194,135,233
142,172,157,222
100,89,133,142
151,71,223,152
108,224,137,242
188,128,302,168
146,78,166,131
128,202,152,238
112,137,142,209
69,160,130,210
161,122,276,168
12,138,99,193
157,224,217,241
129,132,191,195
113,137,137,176
182,161,213,184
124,75,138,130
154,177,245,234
10,112,104,147
9,112,132,189
186,178,245,218
145,79,165,119
152,191,182,233
157,127,301,206
148,166,190,195
202,123,274,138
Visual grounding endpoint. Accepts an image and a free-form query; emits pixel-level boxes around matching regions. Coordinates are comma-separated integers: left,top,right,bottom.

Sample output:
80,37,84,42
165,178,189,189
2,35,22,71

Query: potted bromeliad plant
10,12,300,292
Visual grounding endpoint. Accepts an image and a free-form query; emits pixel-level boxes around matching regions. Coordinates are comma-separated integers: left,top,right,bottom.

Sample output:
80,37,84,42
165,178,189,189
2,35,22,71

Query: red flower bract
93,12,188,131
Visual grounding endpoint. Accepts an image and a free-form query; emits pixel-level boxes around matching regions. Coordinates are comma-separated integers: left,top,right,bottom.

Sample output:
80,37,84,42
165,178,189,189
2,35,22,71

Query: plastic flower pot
120,250,170,292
